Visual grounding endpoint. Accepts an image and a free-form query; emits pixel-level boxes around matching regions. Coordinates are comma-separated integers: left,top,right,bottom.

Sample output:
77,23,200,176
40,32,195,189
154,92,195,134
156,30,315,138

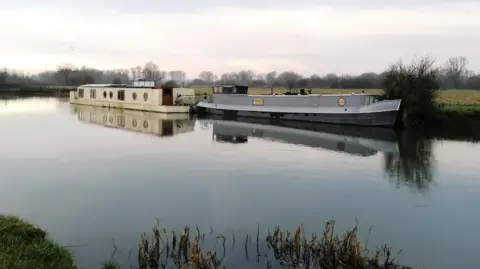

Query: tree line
1,56,479,90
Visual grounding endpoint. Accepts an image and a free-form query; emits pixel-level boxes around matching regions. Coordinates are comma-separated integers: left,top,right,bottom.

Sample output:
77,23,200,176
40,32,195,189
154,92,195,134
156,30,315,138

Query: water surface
0,98,479,269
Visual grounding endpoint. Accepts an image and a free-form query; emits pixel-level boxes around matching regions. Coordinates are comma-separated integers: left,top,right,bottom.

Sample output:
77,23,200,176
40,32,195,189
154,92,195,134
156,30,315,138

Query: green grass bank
0,215,77,269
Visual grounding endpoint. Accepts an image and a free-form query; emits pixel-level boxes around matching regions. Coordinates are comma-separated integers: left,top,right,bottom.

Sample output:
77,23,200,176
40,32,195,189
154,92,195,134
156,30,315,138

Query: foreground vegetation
1,215,410,269
0,215,76,269
127,220,409,269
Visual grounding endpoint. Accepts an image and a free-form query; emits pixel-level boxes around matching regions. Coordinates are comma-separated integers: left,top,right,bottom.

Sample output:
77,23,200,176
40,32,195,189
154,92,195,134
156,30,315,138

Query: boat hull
196,106,399,127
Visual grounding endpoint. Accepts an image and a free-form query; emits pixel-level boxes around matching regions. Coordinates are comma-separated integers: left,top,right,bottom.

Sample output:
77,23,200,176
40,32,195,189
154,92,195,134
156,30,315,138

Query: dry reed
132,219,410,269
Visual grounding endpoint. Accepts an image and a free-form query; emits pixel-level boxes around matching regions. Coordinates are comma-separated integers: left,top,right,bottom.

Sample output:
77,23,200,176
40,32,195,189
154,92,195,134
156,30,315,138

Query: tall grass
103,220,411,269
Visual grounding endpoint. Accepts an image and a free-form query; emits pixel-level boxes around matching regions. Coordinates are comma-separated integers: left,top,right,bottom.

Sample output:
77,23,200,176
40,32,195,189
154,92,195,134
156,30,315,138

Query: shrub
382,57,440,126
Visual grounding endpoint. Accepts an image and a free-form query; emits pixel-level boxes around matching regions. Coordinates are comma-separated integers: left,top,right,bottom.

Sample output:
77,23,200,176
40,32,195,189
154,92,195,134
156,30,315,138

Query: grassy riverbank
0,215,76,269
0,86,74,98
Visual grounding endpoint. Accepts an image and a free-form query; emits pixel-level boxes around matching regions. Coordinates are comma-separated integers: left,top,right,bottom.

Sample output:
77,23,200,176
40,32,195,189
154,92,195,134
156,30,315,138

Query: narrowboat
70,104,195,137
69,83,196,113
202,117,399,156
195,86,402,127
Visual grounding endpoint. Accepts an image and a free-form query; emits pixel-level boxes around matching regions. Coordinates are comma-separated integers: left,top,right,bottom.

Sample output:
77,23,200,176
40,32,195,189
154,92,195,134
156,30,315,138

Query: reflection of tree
383,131,434,191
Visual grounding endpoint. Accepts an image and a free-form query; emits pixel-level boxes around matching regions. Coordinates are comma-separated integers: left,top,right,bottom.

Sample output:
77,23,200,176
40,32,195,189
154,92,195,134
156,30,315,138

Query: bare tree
265,71,277,87
130,65,142,81
255,73,265,81
219,72,239,85
444,56,468,89
57,63,76,85
277,71,302,89
168,70,186,86
0,68,8,83
199,71,216,85
142,61,165,81
297,78,309,88
237,70,256,85
325,73,340,88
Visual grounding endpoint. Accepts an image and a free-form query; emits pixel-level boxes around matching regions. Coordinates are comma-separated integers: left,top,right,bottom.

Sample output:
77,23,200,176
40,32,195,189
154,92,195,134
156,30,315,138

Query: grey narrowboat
195,86,402,127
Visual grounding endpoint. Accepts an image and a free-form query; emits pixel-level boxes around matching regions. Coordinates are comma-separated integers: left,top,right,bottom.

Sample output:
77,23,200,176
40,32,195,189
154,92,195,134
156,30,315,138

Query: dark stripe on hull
197,107,398,127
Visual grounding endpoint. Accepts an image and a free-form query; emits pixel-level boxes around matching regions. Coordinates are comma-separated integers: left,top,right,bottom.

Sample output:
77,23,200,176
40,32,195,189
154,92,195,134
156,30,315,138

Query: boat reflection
200,116,400,156
70,104,195,137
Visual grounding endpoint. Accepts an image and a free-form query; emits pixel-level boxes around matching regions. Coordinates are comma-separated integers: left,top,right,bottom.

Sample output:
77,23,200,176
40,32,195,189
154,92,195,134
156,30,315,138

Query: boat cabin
73,84,195,107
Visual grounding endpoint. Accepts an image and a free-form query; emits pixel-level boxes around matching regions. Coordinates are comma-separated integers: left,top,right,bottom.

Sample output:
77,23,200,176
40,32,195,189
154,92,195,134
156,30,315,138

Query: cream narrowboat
69,84,196,113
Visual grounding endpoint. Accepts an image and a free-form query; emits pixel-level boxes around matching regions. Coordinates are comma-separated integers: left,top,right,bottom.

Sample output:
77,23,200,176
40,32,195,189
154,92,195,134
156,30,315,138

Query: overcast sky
1,0,479,78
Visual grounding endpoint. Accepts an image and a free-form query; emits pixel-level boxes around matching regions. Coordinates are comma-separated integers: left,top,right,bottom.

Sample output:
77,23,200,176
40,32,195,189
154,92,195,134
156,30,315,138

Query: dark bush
382,57,440,126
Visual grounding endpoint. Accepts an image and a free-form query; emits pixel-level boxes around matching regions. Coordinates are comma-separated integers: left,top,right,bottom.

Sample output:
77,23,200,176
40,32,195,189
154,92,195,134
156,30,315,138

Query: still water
0,98,479,269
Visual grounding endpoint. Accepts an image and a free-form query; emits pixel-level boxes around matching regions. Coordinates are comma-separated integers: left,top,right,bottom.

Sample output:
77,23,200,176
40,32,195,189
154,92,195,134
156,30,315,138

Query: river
0,97,479,269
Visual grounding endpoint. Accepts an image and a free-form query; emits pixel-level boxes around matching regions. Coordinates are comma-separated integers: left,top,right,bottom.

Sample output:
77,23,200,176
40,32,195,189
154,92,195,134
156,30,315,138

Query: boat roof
248,93,382,97
79,84,129,88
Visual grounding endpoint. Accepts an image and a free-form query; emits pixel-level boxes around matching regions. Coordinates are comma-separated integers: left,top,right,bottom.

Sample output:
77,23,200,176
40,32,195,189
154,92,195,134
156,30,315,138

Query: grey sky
1,0,479,77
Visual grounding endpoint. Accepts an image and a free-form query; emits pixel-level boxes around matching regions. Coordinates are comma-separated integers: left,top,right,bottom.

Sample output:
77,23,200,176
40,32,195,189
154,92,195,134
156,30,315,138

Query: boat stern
69,90,78,103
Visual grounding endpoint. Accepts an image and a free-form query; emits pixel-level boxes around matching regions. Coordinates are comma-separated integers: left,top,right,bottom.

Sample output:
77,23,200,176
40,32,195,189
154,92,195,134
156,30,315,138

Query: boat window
117,90,125,101
235,86,249,94
132,119,137,127
109,91,113,99
78,88,84,98
143,120,148,128
109,116,114,123
222,86,234,94
103,91,107,98
90,89,96,99
365,96,372,105
132,92,137,100
143,92,148,101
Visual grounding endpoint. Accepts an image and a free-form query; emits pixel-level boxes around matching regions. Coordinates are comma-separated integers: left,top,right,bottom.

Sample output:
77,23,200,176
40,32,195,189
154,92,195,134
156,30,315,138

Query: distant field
435,89,480,106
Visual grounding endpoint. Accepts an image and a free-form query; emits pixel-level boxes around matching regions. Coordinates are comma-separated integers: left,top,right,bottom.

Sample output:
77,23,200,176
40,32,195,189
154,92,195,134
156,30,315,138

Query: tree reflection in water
383,130,435,192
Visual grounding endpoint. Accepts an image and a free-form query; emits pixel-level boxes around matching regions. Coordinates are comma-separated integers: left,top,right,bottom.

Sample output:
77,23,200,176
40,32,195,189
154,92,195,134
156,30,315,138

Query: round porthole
143,120,148,128
337,97,346,107
132,92,137,100
109,116,114,123
132,119,137,127
103,91,107,98
143,92,148,101
109,92,113,99
103,115,107,123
